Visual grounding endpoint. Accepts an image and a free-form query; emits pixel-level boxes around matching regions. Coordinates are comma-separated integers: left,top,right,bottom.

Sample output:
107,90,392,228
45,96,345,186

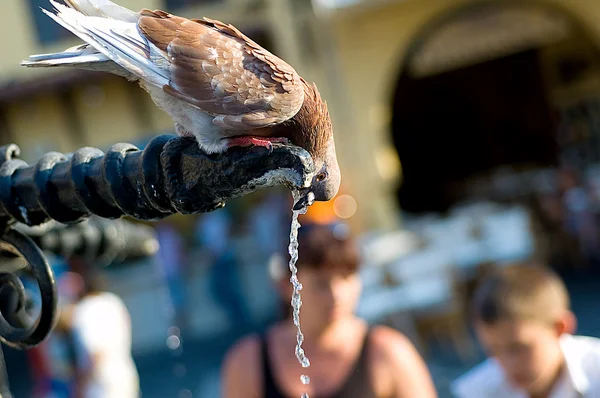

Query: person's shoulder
74,292,128,320
560,335,600,394
79,291,119,304
82,292,127,311
368,325,438,396
224,333,263,365
221,333,264,394
566,335,600,370
99,291,123,302
370,325,413,349
568,334,600,349
368,325,421,365
451,359,503,398
565,334,600,361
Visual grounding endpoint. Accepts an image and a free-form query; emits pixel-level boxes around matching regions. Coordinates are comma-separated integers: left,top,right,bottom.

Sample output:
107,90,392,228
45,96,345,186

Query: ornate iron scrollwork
0,228,56,349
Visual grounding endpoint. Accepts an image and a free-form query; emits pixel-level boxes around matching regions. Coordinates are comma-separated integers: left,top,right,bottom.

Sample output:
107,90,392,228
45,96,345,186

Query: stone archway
390,0,600,213
405,2,574,79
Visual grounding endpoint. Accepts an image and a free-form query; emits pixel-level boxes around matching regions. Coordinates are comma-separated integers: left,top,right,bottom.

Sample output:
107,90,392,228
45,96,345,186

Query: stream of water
288,190,314,398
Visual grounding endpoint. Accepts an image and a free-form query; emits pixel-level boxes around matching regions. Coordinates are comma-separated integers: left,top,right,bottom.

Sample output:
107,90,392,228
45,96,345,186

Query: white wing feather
64,0,139,21
41,0,168,86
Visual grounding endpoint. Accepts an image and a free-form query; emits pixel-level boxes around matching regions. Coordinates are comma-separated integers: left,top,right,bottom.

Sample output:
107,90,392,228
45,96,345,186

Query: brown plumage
21,0,341,203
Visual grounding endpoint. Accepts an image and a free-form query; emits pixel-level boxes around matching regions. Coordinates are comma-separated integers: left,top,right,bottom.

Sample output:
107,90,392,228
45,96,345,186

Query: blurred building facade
5,0,600,231
312,0,600,228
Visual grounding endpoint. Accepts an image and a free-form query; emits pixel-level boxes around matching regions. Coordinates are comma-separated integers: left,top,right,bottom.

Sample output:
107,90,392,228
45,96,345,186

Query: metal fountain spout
0,134,316,350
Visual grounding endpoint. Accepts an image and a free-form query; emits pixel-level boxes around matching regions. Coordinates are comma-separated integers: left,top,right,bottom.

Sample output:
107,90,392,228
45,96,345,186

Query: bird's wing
138,11,305,130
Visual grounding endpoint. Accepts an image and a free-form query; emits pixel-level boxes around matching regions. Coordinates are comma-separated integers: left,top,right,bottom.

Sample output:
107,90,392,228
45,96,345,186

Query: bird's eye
316,172,327,182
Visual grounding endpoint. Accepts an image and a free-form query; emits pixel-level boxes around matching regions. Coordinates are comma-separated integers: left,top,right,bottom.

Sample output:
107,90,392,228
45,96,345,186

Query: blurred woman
221,222,437,398
65,258,139,398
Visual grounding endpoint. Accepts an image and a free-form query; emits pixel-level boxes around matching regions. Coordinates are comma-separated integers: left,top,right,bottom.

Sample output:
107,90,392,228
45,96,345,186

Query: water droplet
301,393,310,398
288,191,312,371
166,335,181,350
301,375,310,384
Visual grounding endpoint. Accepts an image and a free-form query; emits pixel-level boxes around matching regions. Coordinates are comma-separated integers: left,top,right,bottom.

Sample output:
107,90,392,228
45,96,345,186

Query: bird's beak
293,190,315,211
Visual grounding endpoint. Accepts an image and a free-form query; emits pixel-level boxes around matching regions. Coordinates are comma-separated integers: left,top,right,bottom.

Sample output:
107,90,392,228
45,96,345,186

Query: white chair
401,213,442,234
358,264,389,296
355,285,424,353
418,211,491,272
450,201,502,220
355,285,411,322
356,230,422,322
358,229,422,269
482,206,535,264
386,248,454,310
448,239,489,272
386,248,476,360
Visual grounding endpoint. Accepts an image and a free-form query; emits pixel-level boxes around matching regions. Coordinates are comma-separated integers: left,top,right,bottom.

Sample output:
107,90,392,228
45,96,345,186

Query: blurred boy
452,264,600,398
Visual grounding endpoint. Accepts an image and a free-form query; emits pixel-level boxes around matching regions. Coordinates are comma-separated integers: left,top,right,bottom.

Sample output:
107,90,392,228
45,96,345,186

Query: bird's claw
226,136,290,154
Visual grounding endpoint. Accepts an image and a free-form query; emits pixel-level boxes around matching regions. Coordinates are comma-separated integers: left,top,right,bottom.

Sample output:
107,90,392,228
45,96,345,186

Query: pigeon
21,0,340,205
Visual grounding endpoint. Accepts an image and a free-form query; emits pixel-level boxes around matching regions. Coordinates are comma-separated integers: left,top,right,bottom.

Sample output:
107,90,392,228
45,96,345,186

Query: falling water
289,190,315,398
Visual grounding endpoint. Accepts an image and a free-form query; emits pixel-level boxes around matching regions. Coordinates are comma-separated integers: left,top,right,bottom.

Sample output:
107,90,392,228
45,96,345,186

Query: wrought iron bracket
0,228,56,349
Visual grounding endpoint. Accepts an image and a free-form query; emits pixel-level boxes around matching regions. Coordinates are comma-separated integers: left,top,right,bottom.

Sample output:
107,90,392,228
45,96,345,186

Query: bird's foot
226,136,290,154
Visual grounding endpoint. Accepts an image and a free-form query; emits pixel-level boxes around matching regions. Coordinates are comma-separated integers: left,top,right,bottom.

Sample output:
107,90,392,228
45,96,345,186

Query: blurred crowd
15,178,600,398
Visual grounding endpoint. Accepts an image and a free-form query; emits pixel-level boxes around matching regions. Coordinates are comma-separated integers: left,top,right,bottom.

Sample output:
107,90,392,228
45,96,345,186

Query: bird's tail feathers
22,44,106,66
21,0,167,86
21,44,135,79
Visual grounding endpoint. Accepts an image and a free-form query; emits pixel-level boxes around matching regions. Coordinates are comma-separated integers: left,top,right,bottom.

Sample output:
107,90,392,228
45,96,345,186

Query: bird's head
292,81,341,210
310,134,340,201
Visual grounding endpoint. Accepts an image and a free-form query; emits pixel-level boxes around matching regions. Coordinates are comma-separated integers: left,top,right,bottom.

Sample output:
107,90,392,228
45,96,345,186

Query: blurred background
3,0,600,396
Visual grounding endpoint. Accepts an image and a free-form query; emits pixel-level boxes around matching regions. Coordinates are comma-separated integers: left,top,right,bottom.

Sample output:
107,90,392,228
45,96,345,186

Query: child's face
475,318,565,394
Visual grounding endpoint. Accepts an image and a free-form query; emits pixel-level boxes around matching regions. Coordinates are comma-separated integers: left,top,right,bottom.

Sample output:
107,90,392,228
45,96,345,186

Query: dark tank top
260,330,378,398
